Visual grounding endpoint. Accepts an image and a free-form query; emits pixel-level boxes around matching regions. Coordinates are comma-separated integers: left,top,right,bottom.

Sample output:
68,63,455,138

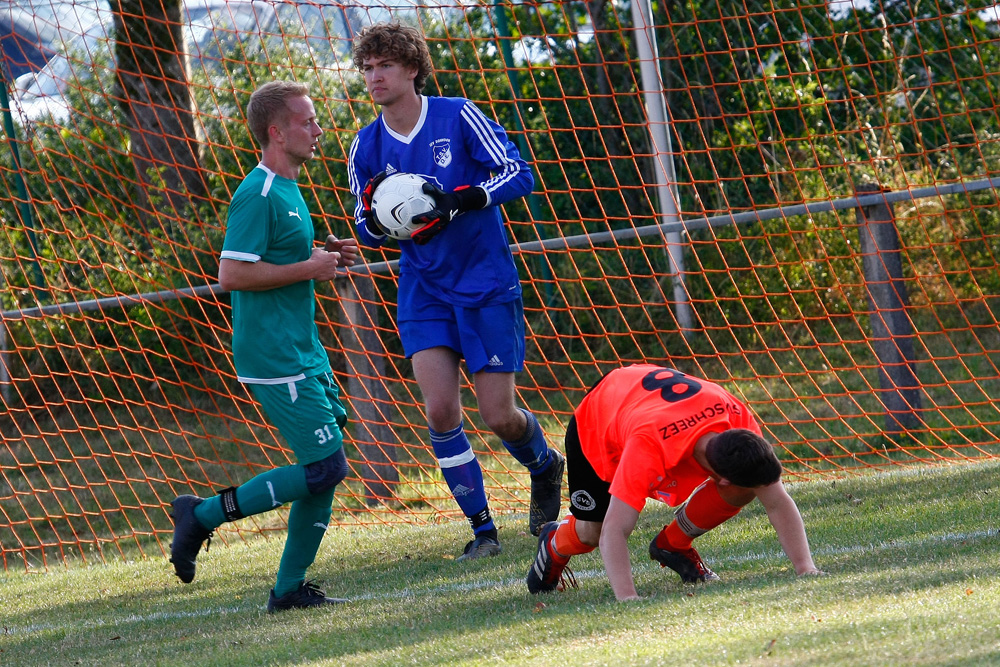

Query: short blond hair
247,81,310,148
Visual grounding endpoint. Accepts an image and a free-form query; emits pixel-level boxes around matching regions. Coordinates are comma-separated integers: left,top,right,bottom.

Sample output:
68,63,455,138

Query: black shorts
565,371,615,522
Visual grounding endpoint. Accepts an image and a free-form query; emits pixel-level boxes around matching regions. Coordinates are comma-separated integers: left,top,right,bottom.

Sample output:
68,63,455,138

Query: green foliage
0,3,998,495
365,2,1000,373
0,41,375,411
0,67,233,410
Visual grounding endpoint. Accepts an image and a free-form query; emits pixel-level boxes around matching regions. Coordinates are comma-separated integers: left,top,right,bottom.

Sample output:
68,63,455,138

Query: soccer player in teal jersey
347,22,565,560
168,80,360,612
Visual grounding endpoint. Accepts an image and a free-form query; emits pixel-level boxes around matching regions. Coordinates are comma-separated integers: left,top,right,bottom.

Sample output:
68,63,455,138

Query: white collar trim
384,96,428,144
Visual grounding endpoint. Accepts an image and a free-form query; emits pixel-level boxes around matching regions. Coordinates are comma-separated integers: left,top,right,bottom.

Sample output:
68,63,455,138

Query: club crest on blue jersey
431,139,452,167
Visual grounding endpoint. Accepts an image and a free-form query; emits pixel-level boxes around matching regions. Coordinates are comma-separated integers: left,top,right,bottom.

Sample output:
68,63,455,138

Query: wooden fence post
335,267,400,505
855,184,923,433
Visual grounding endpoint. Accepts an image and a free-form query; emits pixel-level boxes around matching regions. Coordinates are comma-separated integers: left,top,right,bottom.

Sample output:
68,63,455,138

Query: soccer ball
371,173,436,240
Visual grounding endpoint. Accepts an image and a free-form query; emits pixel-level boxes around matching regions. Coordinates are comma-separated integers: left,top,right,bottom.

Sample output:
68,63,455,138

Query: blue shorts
249,371,348,465
399,294,525,374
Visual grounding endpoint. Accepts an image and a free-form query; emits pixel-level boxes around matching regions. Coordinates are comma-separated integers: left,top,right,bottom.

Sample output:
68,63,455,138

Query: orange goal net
1,0,998,569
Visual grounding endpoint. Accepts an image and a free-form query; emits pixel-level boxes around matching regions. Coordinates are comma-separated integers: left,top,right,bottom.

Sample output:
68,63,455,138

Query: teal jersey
221,164,330,383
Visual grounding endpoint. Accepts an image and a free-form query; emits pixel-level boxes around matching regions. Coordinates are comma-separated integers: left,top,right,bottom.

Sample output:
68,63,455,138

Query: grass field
1,459,998,666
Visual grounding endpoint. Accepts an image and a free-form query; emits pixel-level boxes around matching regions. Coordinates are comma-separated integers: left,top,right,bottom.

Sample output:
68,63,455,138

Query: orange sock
552,515,595,559
655,480,743,550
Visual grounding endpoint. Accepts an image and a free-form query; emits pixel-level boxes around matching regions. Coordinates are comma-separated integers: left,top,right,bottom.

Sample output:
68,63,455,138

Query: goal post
1,0,998,569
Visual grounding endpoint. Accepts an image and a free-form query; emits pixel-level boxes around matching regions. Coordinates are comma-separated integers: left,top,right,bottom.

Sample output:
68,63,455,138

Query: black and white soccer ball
370,172,436,240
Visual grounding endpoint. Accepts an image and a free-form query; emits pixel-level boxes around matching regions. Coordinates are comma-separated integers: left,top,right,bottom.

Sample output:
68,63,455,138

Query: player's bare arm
218,248,342,292
754,481,825,576
599,496,643,601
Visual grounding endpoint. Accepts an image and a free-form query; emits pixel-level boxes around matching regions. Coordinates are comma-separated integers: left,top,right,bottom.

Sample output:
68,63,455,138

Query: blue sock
502,409,551,474
430,423,495,535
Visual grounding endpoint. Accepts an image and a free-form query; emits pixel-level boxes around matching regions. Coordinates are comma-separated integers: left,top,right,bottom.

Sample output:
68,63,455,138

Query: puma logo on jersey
288,209,301,220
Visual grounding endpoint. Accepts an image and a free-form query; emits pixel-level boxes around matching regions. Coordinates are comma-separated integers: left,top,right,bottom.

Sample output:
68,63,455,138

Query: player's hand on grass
325,235,359,267
410,183,488,245
360,171,389,236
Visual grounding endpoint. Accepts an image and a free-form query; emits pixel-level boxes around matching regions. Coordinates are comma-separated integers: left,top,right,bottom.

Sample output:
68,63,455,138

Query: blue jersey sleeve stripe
347,136,364,220
460,103,528,196
347,131,388,246
482,163,517,195
460,103,508,167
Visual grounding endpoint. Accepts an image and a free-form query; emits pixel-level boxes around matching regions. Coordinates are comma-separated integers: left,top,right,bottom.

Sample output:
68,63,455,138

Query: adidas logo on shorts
488,355,503,367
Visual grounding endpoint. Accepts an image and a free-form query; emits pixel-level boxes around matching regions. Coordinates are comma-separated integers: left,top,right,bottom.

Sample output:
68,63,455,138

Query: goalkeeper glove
410,183,488,245
360,171,389,236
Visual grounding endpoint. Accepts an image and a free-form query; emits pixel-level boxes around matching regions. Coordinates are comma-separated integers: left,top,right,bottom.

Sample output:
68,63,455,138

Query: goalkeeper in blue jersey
168,81,360,611
348,22,565,560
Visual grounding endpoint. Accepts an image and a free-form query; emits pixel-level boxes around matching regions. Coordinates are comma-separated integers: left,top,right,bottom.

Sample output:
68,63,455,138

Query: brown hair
704,429,782,488
246,80,310,148
352,22,434,94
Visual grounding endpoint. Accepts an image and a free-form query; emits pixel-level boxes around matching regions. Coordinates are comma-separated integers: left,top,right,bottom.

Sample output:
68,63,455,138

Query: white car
0,0,104,79
10,0,379,125
11,17,110,122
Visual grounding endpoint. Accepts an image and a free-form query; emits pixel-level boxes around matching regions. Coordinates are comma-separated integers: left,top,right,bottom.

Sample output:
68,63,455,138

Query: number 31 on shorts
314,424,339,445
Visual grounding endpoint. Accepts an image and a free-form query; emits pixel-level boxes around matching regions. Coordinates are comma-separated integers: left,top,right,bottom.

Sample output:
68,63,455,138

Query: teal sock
273,488,335,598
193,464,309,530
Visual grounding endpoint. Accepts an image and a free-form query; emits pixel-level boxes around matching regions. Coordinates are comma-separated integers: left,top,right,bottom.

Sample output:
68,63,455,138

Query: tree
111,0,206,229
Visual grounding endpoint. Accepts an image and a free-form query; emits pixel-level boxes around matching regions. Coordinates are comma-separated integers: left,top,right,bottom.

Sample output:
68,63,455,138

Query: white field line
2,528,995,637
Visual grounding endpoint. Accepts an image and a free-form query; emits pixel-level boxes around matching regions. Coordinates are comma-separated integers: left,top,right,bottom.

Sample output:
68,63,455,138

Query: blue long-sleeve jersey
348,96,533,315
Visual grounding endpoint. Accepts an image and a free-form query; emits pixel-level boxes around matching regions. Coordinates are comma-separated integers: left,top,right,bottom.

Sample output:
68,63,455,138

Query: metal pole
0,66,48,300
629,0,693,333
855,184,922,434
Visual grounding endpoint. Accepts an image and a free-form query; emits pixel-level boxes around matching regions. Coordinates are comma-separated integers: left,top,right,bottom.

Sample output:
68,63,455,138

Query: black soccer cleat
455,532,502,562
526,521,576,594
648,539,720,583
528,449,565,537
267,580,348,613
169,495,213,584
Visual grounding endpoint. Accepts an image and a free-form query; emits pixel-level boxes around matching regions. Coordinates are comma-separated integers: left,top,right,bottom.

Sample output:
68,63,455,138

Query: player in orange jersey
526,364,824,600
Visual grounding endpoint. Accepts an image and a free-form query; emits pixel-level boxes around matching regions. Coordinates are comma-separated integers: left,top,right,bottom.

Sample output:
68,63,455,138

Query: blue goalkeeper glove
410,183,488,245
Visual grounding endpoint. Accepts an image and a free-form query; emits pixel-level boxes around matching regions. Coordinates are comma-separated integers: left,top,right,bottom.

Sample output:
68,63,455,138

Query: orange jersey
574,364,762,511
